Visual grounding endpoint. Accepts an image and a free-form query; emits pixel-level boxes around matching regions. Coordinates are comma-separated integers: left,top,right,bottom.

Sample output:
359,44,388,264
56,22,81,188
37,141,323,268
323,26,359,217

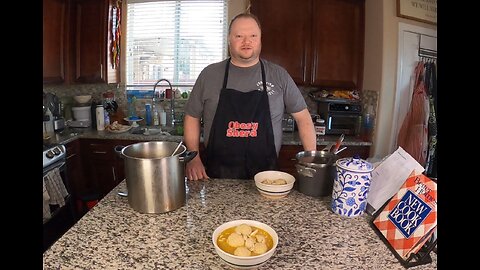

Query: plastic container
315,118,326,136
127,96,138,119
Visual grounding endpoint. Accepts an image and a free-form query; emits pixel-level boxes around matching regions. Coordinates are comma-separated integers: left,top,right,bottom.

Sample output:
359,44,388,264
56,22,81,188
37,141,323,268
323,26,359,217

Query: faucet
153,78,176,126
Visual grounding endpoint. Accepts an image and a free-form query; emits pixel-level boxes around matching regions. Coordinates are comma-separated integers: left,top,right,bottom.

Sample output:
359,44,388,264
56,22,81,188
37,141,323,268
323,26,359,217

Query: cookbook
372,171,437,261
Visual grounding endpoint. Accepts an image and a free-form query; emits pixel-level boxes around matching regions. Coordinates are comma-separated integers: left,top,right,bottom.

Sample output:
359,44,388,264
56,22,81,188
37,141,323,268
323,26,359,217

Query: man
183,13,316,180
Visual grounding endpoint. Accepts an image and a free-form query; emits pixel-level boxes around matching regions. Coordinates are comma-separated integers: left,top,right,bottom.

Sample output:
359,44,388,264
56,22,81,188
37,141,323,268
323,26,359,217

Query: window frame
123,0,229,90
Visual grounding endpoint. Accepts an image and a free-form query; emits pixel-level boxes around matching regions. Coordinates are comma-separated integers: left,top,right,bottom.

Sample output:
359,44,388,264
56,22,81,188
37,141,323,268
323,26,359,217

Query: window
126,0,228,89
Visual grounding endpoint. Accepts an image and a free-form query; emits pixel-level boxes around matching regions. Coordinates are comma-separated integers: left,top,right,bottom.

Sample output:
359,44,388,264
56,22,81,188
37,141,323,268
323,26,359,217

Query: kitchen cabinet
278,145,302,177
43,0,120,84
73,0,119,84
65,141,85,198
64,139,86,218
80,138,134,199
251,0,365,89
43,0,71,84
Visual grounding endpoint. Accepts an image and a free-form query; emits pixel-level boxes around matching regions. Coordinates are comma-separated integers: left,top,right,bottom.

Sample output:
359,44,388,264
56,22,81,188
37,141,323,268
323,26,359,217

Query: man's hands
185,155,209,180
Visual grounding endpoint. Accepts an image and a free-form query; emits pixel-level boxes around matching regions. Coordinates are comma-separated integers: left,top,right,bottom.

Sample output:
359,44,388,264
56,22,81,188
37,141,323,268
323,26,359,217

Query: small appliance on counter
317,100,362,136
53,118,65,132
309,90,362,136
43,91,66,133
70,105,92,128
69,95,93,128
281,113,295,132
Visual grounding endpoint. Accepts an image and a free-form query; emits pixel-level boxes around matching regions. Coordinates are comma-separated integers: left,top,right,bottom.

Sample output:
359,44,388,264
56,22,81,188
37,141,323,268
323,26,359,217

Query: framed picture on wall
397,0,437,25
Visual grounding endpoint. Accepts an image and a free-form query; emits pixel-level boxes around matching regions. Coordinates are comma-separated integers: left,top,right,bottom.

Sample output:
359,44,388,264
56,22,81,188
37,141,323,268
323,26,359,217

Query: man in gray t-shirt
185,58,306,155
183,13,316,180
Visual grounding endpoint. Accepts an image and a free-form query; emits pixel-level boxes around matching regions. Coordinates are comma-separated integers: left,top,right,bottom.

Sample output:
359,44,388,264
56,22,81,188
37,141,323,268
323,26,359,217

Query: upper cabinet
74,0,119,84
43,0,120,84
251,0,365,90
43,0,69,84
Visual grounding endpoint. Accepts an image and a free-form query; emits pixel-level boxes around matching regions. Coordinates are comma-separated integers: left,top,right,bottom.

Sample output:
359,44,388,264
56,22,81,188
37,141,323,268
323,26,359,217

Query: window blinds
126,0,228,86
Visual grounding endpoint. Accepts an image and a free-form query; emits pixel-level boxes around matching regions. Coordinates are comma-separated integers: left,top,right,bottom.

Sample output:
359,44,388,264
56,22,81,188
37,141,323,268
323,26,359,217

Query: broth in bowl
217,224,274,256
212,220,279,268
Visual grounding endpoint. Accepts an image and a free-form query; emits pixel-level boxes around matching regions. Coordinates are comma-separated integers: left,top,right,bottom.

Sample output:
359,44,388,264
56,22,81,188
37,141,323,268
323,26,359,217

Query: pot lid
336,155,373,173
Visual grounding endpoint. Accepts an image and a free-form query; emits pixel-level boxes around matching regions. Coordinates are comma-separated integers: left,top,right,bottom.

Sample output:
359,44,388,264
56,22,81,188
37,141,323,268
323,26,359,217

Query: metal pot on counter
115,141,197,214
295,150,338,197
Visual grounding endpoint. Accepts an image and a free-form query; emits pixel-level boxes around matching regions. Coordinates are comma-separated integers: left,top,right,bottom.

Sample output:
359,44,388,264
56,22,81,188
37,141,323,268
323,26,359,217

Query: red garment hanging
397,61,430,166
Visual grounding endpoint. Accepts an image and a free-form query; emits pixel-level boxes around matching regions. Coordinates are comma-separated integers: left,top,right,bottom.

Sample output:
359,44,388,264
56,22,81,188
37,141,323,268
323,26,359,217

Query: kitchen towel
44,168,69,207
43,179,52,223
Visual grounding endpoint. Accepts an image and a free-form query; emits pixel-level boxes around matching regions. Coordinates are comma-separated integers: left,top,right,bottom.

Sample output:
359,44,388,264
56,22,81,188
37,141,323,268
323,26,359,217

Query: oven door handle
43,161,66,175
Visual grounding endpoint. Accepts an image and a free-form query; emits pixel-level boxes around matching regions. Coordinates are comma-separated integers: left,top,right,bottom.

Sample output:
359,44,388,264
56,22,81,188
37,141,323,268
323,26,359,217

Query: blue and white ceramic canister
331,155,374,217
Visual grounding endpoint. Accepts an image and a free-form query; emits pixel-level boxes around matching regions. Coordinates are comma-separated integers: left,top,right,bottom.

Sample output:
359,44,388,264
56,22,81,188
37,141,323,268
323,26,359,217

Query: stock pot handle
179,150,197,163
114,145,125,158
295,163,316,178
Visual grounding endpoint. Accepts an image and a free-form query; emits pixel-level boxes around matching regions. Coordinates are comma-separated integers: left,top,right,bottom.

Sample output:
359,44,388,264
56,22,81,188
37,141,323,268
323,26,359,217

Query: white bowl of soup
212,220,278,268
254,170,295,199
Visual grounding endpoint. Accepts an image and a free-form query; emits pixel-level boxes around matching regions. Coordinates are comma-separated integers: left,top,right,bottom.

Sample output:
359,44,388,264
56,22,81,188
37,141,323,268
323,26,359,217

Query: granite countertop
47,127,372,147
43,179,436,269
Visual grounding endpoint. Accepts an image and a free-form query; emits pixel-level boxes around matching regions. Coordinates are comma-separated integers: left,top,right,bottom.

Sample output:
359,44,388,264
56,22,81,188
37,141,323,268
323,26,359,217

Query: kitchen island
43,179,436,269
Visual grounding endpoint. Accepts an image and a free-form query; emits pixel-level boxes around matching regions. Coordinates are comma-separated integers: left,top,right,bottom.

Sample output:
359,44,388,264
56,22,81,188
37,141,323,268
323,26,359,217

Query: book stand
369,200,437,268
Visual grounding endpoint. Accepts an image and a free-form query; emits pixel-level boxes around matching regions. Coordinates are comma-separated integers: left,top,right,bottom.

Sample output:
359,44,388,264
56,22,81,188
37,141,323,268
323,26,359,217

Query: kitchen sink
139,127,183,136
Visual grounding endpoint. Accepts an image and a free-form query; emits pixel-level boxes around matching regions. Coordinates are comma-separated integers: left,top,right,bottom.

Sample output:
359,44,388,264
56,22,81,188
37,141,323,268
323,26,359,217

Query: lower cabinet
65,139,85,219
81,139,134,198
65,138,142,217
277,145,302,177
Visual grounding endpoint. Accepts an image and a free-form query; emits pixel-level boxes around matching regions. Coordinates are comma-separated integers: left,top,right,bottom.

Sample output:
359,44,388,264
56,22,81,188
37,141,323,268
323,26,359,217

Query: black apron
205,59,278,179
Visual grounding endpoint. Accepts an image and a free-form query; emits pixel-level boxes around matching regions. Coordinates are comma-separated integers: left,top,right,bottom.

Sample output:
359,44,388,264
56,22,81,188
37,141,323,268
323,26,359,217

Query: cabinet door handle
93,151,107,154
290,158,296,161
112,166,116,182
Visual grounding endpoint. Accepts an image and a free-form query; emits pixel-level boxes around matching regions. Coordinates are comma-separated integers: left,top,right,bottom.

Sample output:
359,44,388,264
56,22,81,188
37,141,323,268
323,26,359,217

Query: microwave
317,101,362,136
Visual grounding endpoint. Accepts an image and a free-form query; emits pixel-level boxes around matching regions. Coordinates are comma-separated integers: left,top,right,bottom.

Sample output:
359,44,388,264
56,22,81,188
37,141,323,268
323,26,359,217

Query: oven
317,101,362,136
43,144,76,252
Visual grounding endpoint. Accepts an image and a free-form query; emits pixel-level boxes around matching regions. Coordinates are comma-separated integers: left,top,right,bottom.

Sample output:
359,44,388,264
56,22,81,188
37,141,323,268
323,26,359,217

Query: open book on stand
370,171,437,267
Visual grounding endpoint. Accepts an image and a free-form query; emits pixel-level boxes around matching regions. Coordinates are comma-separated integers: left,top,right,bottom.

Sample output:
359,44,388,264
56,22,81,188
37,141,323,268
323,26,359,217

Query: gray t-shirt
184,58,307,155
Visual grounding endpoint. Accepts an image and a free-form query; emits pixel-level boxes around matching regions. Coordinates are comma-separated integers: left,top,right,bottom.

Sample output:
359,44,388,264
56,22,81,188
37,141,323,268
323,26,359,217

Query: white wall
363,0,436,159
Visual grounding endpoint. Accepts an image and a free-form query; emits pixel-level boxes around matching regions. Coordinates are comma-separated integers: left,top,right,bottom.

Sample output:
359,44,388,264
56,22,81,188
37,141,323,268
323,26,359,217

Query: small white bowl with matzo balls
254,170,296,199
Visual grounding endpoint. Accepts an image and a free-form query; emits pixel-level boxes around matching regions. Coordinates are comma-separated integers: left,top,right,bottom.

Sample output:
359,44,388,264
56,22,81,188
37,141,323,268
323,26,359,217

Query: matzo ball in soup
217,224,274,256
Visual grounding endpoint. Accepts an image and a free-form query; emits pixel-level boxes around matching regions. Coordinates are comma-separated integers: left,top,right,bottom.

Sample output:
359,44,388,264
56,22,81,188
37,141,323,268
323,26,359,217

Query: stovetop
43,144,66,169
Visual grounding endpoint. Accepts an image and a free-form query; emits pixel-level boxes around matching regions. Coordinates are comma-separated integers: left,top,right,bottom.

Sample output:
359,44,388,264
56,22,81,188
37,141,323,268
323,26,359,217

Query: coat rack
418,35,437,62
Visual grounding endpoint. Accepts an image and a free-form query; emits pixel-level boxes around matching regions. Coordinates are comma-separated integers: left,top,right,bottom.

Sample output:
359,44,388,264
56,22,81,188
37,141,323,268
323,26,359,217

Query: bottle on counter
361,104,374,141
44,107,55,135
145,103,152,126
159,104,167,127
96,105,105,131
152,103,159,126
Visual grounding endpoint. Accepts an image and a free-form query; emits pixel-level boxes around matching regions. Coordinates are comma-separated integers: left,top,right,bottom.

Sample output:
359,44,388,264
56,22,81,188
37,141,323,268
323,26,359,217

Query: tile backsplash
44,84,128,112
44,83,377,129
43,84,188,122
